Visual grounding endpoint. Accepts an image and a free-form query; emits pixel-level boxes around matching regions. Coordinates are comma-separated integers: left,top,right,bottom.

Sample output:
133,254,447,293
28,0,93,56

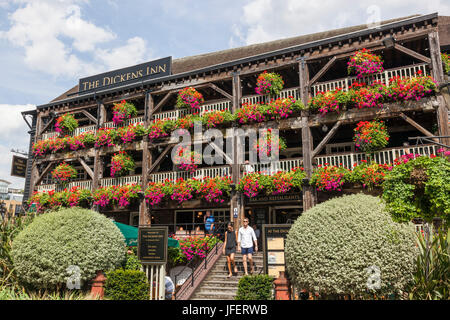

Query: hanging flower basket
254,129,287,158
55,113,78,135
51,162,77,185
112,100,138,125
353,120,389,154
173,146,202,173
176,87,204,113
255,71,284,97
347,48,384,78
111,151,135,177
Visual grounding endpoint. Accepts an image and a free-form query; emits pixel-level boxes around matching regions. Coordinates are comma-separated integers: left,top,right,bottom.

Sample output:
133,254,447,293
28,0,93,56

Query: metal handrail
174,240,223,300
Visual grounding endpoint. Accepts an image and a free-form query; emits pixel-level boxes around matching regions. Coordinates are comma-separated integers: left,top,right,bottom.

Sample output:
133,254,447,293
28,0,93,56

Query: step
195,285,238,293
199,280,241,287
190,291,236,300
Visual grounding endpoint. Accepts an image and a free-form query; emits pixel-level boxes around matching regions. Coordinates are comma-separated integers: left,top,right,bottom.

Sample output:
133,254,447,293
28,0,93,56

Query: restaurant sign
79,56,172,93
247,193,301,203
11,155,27,178
138,226,168,264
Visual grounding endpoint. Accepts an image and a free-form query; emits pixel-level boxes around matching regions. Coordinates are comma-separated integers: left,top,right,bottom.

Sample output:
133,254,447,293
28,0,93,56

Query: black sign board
79,56,172,93
138,226,168,264
11,155,27,178
262,224,291,278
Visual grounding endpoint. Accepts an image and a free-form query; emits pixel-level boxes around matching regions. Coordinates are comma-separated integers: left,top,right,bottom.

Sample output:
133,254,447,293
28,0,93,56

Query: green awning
112,222,179,248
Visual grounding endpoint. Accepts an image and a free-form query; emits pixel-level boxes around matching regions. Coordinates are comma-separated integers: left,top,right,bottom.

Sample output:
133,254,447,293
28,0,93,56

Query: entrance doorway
271,207,302,224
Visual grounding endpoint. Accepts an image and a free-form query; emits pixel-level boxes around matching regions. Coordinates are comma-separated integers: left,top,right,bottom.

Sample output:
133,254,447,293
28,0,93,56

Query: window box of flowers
347,48,384,78
51,162,77,186
148,119,175,141
176,87,204,113
93,184,142,209
310,164,349,192
255,71,284,97
55,113,79,135
112,100,138,125
110,151,135,177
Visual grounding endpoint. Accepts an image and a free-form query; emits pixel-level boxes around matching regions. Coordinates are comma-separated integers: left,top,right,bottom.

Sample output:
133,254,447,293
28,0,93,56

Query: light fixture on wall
383,36,396,49
322,124,328,132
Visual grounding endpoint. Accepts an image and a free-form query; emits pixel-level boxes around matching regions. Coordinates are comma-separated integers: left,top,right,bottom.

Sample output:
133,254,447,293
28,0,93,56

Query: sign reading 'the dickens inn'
78,56,172,93
138,227,168,264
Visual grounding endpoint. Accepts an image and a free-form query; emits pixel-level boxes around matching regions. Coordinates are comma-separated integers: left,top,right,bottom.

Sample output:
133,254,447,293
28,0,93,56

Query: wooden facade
23,13,450,232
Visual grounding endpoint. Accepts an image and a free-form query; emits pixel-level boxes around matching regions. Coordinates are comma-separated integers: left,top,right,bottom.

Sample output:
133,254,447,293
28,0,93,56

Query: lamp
322,124,328,132
50,111,57,118
137,191,145,201
383,36,395,49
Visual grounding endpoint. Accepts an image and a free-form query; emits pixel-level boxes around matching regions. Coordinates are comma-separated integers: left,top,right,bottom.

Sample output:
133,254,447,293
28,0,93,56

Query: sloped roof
51,14,436,103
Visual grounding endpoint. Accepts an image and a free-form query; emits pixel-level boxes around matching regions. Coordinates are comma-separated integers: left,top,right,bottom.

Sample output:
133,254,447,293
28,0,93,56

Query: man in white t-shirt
237,218,258,275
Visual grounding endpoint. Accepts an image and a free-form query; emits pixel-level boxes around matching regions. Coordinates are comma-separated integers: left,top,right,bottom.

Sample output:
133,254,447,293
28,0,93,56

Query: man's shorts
241,247,254,255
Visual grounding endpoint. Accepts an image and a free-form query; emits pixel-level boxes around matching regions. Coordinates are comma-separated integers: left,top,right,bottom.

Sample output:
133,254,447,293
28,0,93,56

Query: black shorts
225,247,236,255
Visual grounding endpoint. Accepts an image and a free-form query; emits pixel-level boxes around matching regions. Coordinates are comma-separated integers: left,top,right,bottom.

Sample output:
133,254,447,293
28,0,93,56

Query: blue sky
0,0,449,189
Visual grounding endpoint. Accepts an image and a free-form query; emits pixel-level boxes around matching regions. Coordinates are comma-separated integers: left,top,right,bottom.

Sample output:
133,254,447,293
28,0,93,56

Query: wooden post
92,101,105,200
299,59,316,211
231,71,244,229
428,30,449,146
140,91,152,226
29,113,43,195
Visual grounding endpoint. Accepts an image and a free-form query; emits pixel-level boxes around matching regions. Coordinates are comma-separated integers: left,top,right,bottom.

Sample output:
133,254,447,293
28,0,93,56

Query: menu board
138,227,168,264
262,225,291,278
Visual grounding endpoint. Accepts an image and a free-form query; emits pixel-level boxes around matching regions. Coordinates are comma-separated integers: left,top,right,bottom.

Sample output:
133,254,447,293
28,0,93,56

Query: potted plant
347,48,384,78
55,113,78,135
176,87,204,113
51,162,77,186
353,120,389,155
110,151,135,177
255,71,284,97
112,100,138,125
173,146,202,173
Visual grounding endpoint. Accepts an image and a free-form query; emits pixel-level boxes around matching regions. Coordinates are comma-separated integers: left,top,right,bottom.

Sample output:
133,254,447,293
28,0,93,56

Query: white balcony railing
100,175,142,188
152,100,231,121
315,144,437,170
149,166,231,183
311,63,429,96
36,180,92,193
244,158,303,175
103,116,145,129
40,124,97,141
241,87,300,105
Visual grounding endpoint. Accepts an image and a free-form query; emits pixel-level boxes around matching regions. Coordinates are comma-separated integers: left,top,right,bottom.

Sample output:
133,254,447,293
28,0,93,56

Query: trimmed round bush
285,194,418,298
11,207,126,289
104,269,149,300
235,275,274,300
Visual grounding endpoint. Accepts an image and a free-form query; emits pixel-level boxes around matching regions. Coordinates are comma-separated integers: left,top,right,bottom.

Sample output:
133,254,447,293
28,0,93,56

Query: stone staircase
190,252,264,300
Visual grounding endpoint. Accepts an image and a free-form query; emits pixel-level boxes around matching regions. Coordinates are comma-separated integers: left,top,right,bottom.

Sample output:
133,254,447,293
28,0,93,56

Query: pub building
22,13,450,239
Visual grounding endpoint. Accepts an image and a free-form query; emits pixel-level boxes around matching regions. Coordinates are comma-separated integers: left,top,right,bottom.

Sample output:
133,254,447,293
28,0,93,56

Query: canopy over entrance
113,222,179,248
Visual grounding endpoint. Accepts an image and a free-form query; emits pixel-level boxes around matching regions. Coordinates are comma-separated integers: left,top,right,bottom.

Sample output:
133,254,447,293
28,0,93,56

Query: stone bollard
273,271,290,300
90,270,106,299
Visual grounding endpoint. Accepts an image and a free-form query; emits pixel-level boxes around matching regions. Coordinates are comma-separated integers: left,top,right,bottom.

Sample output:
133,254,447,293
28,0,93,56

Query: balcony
152,100,231,121
103,116,145,129
41,124,97,141
311,63,429,97
243,157,303,175
149,166,231,183
36,180,92,192
241,87,300,105
314,144,437,169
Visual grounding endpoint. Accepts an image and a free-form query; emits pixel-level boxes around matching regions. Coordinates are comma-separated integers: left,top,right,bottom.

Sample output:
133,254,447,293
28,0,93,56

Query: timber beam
34,162,54,187
311,120,342,157
393,43,431,64
147,144,173,175
78,157,94,180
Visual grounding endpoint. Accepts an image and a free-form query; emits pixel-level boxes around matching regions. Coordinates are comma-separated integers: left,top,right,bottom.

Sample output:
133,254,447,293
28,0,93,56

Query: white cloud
0,104,35,189
230,0,450,46
1,0,153,79
96,37,152,71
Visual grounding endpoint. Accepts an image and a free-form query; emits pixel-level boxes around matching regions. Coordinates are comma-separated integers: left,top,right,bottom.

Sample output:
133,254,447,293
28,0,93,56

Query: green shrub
382,155,450,224
104,269,149,300
408,229,450,300
11,207,126,290
168,247,186,269
285,194,418,298
123,253,142,271
235,275,274,300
